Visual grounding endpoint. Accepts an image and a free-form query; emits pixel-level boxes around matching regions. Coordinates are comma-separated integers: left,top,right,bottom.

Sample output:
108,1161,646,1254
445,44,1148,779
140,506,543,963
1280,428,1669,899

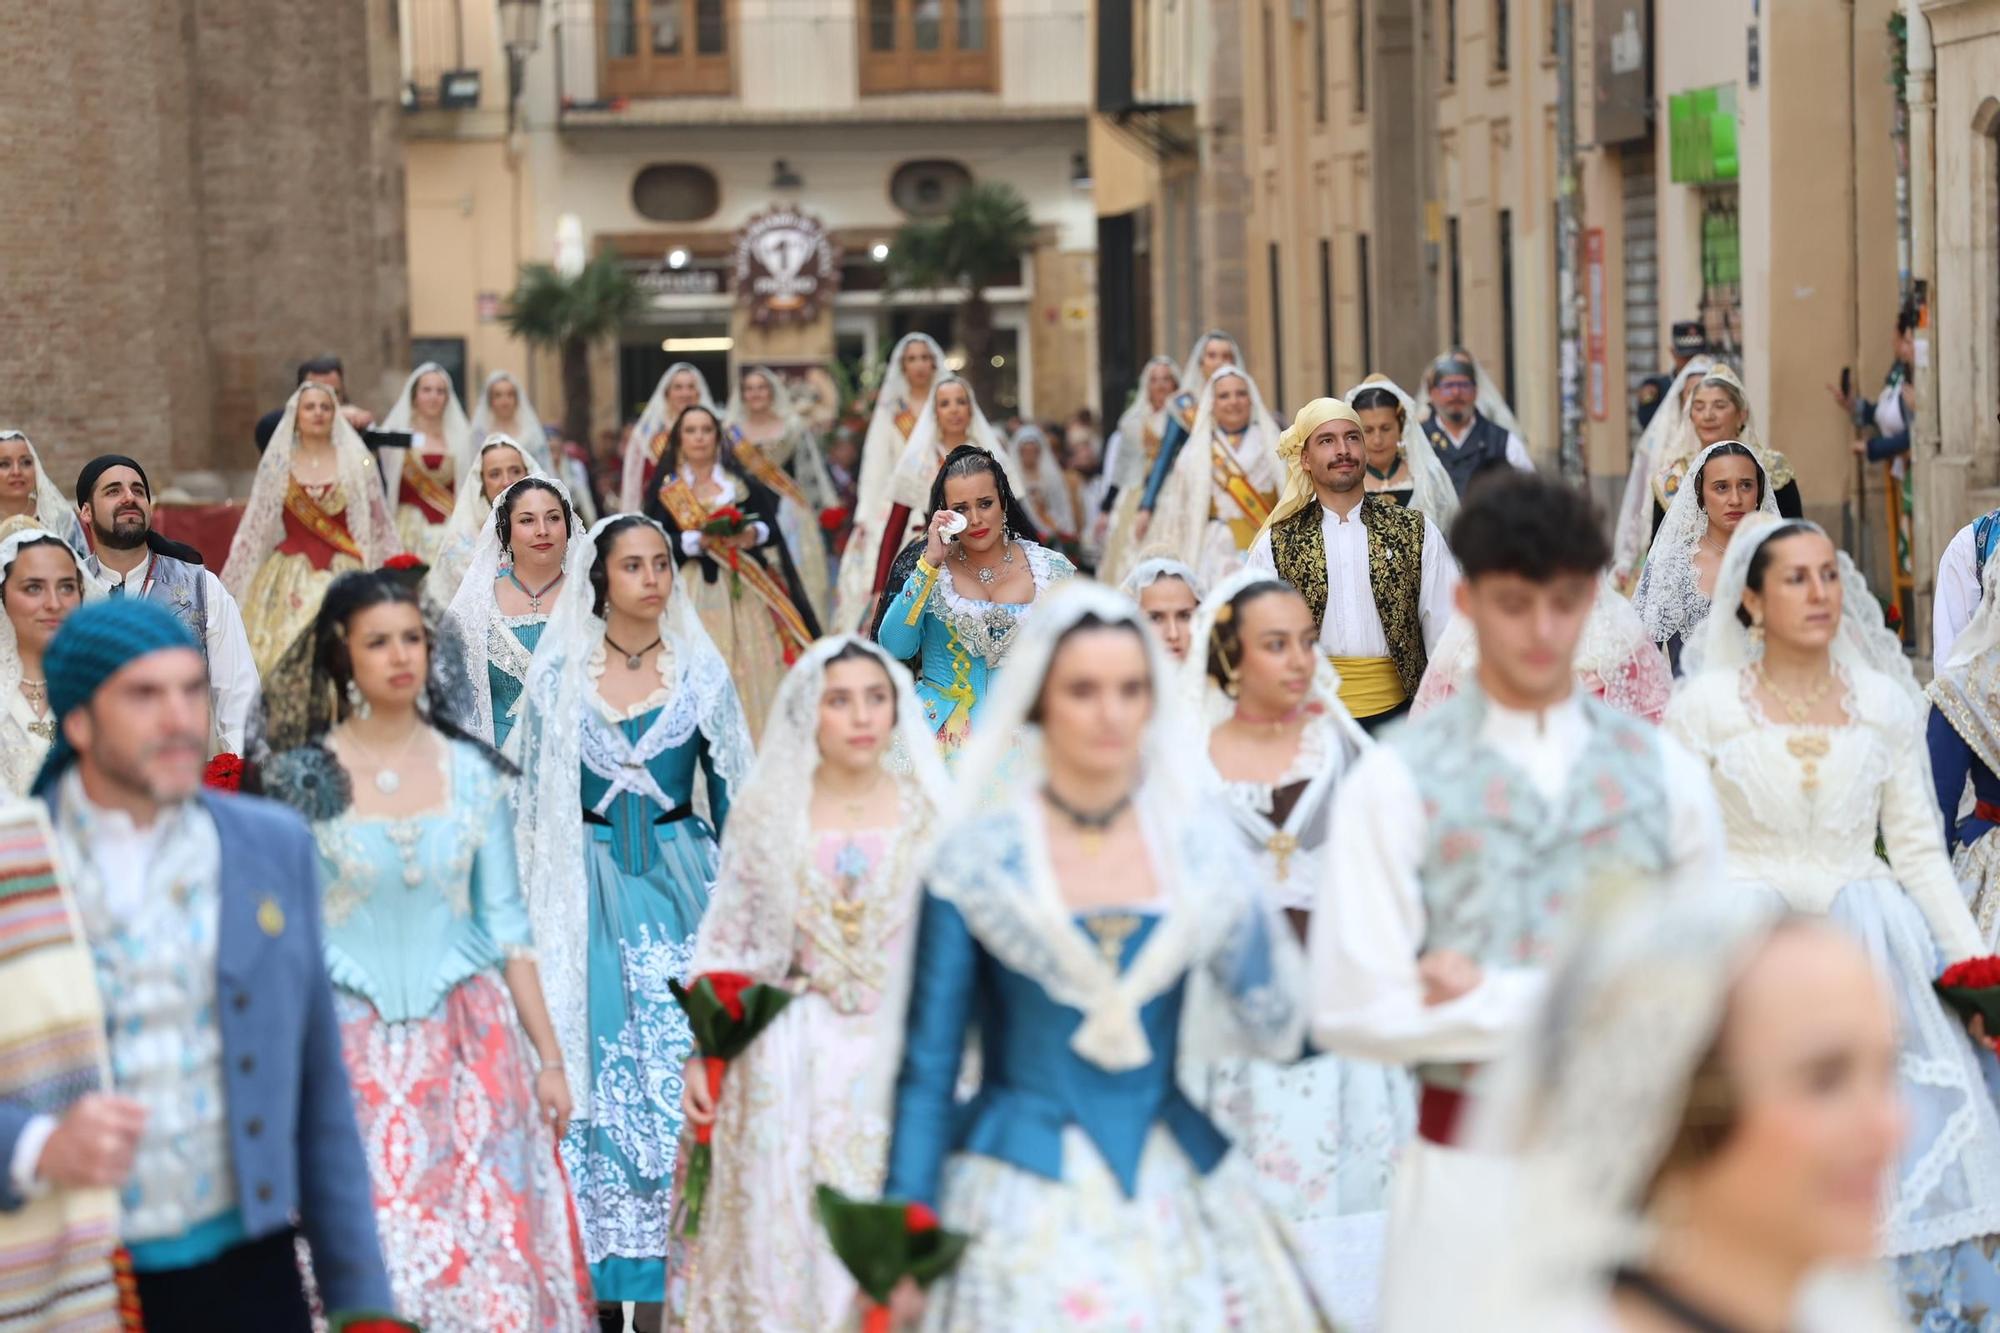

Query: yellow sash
1211,438,1276,549
726,428,808,507
283,480,363,560
398,451,455,522
655,477,815,659
1329,654,1407,719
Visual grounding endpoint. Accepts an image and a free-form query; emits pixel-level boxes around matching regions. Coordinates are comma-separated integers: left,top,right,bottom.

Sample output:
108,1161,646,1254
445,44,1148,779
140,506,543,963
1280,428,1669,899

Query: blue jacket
0,790,393,1312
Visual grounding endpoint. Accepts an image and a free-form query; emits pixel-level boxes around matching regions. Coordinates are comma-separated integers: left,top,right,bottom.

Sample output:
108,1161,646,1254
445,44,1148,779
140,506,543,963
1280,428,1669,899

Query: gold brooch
257,896,285,937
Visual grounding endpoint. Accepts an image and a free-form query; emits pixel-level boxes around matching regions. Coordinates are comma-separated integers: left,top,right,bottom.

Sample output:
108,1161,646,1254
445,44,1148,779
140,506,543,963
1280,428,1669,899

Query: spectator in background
1635,320,1708,431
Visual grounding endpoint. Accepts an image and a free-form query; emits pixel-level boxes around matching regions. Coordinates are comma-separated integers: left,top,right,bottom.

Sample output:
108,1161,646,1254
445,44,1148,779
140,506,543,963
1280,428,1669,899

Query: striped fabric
0,800,124,1332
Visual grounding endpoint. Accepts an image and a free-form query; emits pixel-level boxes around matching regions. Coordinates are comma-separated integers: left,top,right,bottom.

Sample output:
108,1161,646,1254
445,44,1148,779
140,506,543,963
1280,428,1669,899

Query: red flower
384,553,422,571
709,505,746,527
819,506,851,533
904,1201,939,1234
703,971,753,1021
1941,957,2000,989
203,753,245,792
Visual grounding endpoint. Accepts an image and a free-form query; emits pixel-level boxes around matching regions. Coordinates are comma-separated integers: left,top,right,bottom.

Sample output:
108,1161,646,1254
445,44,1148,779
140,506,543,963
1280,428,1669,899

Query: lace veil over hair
1149,366,1283,572
1609,356,1714,594
619,362,718,513
1177,567,1370,745
0,529,102,795
221,383,395,599
468,370,551,470
440,474,589,750
886,375,1023,513
1653,363,1773,513
1631,441,1779,651
512,513,755,1112
379,362,476,512
689,635,949,981
1179,330,1244,389
426,434,548,606
855,334,947,531
1342,374,1459,532
1118,555,1202,601
0,432,87,555
725,365,838,506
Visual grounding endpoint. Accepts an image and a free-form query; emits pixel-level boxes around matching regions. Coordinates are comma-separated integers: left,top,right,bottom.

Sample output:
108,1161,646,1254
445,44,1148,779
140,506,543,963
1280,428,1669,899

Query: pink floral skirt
335,972,595,1332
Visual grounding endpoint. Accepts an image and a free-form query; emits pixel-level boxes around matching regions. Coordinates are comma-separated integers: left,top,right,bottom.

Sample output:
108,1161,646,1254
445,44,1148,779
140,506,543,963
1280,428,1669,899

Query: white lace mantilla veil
222,383,395,598
1009,424,1076,538
378,361,476,513
0,432,87,555
1630,441,1780,651
1179,330,1244,388
1610,357,1714,593
1455,890,1903,1332
886,375,1024,513
468,370,551,470
1117,555,1202,601
1683,512,1923,706
836,333,949,627
689,636,949,982
1653,363,1770,514
1177,566,1370,748
1150,366,1284,571
0,529,103,795
441,474,588,750
425,434,548,606
1342,374,1459,532
512,512,755,1112
941,580,1307,1076
618,362,718,513
1116,355,1182,454
726,364,838,506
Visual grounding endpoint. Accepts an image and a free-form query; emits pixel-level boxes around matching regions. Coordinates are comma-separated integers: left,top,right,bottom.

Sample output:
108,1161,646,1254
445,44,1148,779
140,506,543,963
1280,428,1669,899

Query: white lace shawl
0,432,87,555
886,376,1022,512
688,637,949,994
0,529,104,796
618,362,717,513
379,362,476,512
1007,425,1077,539
441,475,589,750
468,370,551,470
1609,357,1713,593
512,514,755,1113
1342,376,1459,533
1631,441,1780,650
1150,366,1283,571
220,384,395,598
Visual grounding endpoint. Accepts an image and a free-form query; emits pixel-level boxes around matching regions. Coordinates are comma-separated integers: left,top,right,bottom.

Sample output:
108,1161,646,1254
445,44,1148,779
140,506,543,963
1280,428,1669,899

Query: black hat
1670,321,1707,357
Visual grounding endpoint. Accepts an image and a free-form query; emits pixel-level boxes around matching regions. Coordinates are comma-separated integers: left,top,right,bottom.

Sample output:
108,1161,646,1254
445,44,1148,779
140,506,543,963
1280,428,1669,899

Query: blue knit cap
30,599,200,796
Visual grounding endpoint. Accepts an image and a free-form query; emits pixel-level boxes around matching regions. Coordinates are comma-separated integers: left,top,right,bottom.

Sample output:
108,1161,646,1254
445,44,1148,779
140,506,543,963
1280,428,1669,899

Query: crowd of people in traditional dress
5,330,2000,1333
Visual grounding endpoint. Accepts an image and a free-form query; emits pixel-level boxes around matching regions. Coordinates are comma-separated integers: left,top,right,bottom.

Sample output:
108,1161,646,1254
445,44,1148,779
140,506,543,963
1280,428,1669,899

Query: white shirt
88,552,259,755
1306,691,1725,1065
1438,416,1535,472
1935,518,1986,674
1246,501,1460,658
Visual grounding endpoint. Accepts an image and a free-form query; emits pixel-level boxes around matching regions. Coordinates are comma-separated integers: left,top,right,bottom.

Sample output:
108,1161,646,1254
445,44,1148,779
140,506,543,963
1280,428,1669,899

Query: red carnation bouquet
700,505,750,595
327,1314,420,1332
1936,956,2000,1036
815,1186,970,1333
667,970,793,1236
202,752,245,792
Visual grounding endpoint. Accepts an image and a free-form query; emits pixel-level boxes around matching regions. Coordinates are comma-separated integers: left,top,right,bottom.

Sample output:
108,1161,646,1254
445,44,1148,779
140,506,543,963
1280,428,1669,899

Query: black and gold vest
1269,494,1429,697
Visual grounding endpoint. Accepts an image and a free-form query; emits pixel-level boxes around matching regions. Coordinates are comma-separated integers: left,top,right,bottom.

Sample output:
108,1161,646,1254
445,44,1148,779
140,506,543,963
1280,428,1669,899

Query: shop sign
1669,85,1738,185
732,208,841,325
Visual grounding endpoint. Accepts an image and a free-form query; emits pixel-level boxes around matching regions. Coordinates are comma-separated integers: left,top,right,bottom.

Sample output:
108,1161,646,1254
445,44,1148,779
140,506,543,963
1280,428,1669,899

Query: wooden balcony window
859,0,998,94
602,0,732,98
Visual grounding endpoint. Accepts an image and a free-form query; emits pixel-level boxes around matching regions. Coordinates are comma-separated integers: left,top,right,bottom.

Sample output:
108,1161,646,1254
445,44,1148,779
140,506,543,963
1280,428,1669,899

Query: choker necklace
1232,704,1304,730
956,539,1017,585
506,568,564,614
1610,1267,1763,1333
1043,785,1133,856
1365,451,1405,482
605,634,663,671
339,721,426,796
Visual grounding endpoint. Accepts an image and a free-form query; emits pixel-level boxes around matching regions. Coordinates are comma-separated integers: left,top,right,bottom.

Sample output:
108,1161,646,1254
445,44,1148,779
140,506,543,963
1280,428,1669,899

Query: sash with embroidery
656,477,814,659
283,480,363,561
397,451,454,523
893,401,918,440
725,426,807,507
1209,433,1274,530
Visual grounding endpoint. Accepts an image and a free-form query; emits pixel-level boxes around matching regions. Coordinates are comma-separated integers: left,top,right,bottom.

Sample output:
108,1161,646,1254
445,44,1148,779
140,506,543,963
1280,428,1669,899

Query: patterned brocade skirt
333,972,594,1332
241,549,362,678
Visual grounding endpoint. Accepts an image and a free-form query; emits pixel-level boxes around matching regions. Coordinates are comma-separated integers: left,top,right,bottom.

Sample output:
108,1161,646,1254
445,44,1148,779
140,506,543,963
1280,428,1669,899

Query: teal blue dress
558,671,735,1303
486,612,547,752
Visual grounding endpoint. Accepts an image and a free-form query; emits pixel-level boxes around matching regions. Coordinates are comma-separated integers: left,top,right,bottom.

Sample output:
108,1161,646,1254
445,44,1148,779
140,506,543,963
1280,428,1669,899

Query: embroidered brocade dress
309,739,593,1331
726,419,834,629
395,447,458,564
561,645,732,1303
1198,713,1415,1331
1928,665,2000,949
671,824,925,1329
1667,667,2000,1327
876,541,1075,756
240,479,368,677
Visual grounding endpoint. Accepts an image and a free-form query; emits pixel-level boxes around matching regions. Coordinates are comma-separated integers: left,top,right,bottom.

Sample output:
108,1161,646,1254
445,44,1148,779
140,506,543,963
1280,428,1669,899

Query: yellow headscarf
1256,397,1365,542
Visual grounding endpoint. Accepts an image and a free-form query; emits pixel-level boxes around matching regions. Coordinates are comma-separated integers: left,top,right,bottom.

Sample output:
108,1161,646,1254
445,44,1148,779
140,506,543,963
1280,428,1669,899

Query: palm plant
884,182,1037,407
503,251,643,444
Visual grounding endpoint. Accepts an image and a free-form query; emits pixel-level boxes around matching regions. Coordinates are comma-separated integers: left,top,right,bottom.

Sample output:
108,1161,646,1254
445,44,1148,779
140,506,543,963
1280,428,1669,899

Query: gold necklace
1753,662,1835,725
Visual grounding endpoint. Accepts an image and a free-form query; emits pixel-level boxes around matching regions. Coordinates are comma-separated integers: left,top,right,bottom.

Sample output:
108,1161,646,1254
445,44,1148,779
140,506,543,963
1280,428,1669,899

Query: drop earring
1748,616,1765,654
345,678,372,720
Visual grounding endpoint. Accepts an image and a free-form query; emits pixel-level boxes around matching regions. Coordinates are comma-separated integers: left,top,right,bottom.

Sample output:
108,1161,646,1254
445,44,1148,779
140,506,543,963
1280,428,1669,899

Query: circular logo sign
732,208,841,325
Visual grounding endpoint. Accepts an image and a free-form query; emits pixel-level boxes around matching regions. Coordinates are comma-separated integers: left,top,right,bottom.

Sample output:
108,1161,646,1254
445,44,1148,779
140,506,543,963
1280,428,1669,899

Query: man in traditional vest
74,455,259,755
1246,397,1457,731
1422,353,1533,495
1306,473,1723,1330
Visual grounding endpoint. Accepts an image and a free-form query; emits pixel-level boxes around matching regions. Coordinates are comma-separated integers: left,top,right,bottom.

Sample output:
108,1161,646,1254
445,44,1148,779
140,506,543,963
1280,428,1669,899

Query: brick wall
0,0,408,495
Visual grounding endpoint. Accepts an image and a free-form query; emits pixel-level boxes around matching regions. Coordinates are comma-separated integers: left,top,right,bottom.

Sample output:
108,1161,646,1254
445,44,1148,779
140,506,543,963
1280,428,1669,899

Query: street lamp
499,0,545,135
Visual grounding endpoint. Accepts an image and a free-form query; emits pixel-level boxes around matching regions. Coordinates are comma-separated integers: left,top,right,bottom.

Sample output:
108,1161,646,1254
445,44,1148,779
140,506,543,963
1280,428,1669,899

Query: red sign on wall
1585,229,1608,422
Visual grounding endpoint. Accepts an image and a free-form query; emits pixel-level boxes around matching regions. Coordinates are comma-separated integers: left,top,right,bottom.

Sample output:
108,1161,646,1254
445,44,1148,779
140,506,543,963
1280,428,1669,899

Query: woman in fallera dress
643,404,820,741
872,445,1074,756
1609,355,1713,594
1650,365,1801,531
1182,570,1413,1329
443,476,587,753
222,380,396,676
1666,513,2000,1327
0,528,95,797
426,432,538,607
1928,548,2000,946
870,376,1029,606
1144,365,1284,586
1098,356,1184,583
0,430,88,553
878,582,1327,1331
619,362,717,515
724,365,836,628
1119,556,1202,663
381,363,477,562
672,637,949,1331
472,369,553,471
837,332,943,629
1343,377,1458,531
513,514,755,1322
1633,440,1779,674
260,571,592,1332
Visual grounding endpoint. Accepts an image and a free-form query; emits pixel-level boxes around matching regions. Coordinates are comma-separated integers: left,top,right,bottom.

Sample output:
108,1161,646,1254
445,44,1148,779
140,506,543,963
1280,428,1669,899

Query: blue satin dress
487,613,546,752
